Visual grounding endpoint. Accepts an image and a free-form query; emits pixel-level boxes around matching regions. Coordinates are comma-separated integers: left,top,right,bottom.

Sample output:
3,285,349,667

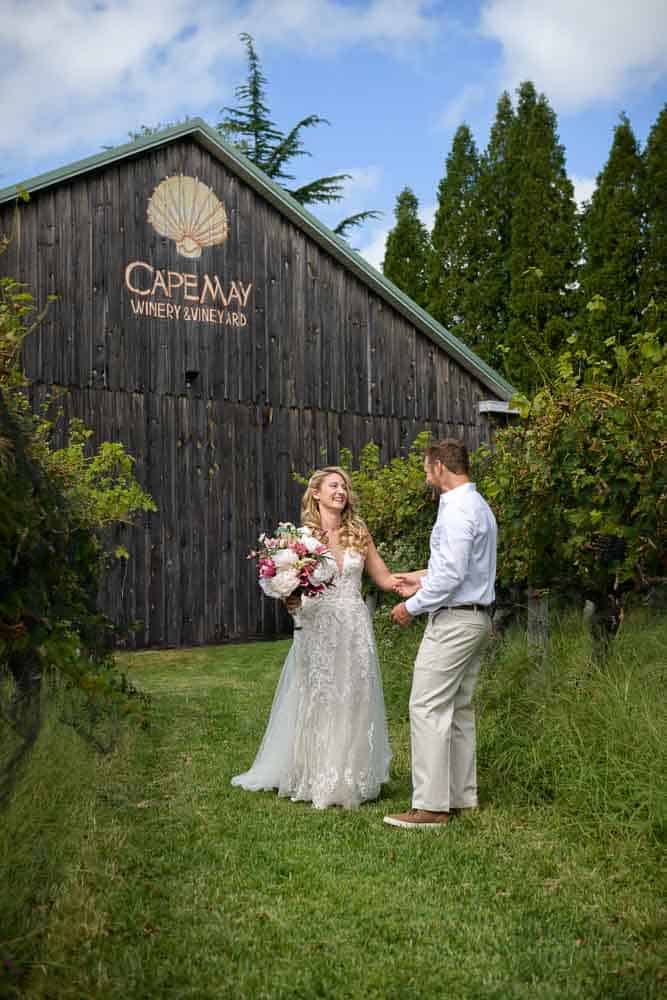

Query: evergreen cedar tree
216,33,381,239
465,91,516,373
427,124,481,350
579,114,644,350
504,84,580,390
382,187,430,310
640,105,667,313
383,86,666,394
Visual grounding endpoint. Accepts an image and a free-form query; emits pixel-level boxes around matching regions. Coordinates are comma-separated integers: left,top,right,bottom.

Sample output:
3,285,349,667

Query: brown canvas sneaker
383,809,452,829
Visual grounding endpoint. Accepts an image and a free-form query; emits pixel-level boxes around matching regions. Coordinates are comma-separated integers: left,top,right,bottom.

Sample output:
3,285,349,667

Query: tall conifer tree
218,33,345,204
382,188,431,308
640,104,667,315
463,92,515,369
462,84,579,387
427,125,480,345
505,84,580,389
579,114,644,348
217,33,380,235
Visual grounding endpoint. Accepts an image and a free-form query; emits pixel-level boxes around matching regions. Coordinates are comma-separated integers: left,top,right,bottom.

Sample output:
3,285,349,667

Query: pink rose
259,559,276,578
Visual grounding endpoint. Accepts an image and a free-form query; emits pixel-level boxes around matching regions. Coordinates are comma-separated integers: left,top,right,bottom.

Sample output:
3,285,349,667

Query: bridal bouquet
249,522,337,601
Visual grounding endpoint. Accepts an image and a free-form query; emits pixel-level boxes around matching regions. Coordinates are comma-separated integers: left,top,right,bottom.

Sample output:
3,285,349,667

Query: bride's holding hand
232,466,398,809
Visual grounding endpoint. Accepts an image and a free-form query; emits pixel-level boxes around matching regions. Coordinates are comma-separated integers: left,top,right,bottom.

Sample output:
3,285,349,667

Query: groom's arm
404,506,474,616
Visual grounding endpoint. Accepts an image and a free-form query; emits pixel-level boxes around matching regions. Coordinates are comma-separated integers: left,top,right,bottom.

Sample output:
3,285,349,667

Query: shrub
1,264,153,803
474,326,666,623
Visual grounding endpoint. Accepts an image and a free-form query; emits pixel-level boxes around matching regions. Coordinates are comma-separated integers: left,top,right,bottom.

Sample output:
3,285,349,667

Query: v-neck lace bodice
300,548,365,613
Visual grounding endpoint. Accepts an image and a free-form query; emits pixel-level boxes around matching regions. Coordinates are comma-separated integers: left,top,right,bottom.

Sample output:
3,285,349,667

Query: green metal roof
0,119,515,400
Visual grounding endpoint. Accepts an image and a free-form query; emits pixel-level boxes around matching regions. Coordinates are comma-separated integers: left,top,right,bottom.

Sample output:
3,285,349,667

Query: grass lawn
1,615,665,998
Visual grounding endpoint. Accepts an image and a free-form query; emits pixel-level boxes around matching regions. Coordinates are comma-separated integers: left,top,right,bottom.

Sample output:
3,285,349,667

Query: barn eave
0,118,515,401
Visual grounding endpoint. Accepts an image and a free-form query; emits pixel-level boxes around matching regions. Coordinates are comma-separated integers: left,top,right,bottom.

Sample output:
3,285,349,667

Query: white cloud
339,166,384,198
439,84,486,129
0,0,436,176
571,174,596,209
358,225,390,271
315,164,384,236
0,0,234,169
479,0,667,112
249,0,435,51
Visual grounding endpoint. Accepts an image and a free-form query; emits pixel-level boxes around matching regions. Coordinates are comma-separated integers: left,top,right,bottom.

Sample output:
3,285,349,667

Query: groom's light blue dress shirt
405,482,497,616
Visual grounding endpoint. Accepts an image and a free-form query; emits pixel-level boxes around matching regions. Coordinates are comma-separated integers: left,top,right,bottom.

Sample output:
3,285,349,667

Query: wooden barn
0,119,514,647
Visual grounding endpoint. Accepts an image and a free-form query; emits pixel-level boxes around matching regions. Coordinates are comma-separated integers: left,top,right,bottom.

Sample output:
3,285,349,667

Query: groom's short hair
425,438,470,475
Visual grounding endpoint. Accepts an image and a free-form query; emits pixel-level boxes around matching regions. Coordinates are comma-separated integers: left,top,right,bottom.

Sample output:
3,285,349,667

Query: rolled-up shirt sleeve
405,503,474,616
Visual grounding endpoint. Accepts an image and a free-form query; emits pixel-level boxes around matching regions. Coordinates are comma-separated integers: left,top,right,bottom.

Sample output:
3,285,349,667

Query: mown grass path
3,627,665,999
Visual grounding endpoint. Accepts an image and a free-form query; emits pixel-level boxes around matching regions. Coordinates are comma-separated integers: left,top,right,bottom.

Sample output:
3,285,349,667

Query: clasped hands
389,571,423,628
283,571,422,626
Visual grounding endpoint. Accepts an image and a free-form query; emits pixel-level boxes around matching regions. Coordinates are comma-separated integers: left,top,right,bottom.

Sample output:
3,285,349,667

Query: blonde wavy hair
301,466,369,554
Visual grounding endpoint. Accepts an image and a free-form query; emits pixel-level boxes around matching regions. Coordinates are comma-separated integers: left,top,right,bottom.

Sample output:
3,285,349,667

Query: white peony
309,556,336,584
302,533,322,554
272,547,299,568
259,568,300,599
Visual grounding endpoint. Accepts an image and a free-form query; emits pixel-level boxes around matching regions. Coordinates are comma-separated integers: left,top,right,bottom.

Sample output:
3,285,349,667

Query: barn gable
0,120,514,646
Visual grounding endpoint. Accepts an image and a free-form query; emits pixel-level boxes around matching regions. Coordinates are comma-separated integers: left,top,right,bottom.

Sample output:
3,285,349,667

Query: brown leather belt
434,604,492,614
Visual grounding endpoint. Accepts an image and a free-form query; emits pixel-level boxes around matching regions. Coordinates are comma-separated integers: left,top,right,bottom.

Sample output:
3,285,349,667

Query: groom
384,438,497,829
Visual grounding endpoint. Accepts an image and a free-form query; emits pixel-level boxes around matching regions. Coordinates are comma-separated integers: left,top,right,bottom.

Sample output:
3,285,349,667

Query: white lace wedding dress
231,549,392,809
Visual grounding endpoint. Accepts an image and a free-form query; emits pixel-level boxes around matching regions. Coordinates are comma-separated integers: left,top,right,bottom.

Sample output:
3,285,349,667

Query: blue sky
2,0,666,268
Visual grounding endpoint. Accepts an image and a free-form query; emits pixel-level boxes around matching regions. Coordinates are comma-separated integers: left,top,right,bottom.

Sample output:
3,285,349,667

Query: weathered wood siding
0,137,497,645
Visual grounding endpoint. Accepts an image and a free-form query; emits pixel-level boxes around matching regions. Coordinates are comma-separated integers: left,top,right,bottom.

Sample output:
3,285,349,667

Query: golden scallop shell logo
146,175,229,258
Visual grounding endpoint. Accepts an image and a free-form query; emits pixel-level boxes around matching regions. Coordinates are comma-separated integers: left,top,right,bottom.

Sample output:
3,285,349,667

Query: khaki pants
410,608,492,812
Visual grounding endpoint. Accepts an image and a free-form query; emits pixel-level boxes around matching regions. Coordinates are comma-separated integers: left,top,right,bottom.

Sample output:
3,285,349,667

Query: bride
232,466,397,809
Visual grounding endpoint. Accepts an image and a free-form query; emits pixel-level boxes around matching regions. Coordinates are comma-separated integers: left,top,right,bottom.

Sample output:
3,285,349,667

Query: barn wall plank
0,136,501,645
